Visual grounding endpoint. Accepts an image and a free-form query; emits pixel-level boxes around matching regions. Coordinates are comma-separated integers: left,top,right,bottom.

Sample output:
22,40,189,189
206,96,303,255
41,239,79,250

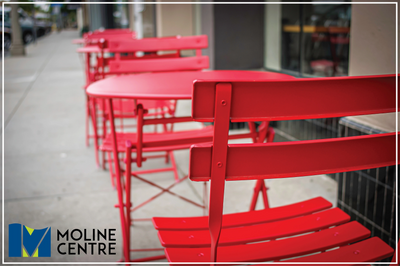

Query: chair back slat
108,56,209,74
189,132,398,181
102,35,209,76
192,75,397,122
106,35,208,53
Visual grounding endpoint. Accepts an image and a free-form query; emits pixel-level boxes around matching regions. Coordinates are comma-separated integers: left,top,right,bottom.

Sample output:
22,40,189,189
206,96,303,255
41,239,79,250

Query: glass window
1,11,11,23
113,1,129,29
281,4,301,73
280,3,351,77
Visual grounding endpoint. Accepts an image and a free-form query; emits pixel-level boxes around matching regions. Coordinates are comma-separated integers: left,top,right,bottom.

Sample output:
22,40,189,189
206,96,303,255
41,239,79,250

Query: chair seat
157,207,351,248
100,126,214,152
164,229,392,263
156,197,394,263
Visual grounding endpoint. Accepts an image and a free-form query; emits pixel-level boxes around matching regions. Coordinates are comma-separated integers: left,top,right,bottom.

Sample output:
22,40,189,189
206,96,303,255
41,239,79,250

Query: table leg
107,98,130,263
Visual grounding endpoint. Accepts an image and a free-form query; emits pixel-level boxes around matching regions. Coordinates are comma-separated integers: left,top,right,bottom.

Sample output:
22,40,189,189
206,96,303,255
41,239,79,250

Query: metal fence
336,118,398,262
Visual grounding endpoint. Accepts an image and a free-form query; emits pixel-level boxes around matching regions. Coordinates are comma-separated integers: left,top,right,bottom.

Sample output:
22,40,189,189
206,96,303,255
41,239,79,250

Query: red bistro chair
85,70,296,263
72,29,136,46
151,74,398,263
72,29,133,45
82,29,135,43
96,35,209,132
78,31,137,90
93,36,209,183
85,35,209,169
112,114,275,262
76,31,137,148
99,79,284,262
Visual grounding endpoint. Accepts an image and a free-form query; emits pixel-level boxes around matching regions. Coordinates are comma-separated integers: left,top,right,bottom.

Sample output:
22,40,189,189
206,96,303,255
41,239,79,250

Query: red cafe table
86,70,295,262
87,70,296,176
87,70,295,100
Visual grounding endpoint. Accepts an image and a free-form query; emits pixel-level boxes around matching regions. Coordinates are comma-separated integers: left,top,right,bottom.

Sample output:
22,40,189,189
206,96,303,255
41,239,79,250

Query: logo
9,223,51,257
56,229,116,255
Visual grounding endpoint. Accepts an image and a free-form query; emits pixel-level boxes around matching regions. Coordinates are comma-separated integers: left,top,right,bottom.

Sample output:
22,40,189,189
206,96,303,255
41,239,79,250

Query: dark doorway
214,3,265,70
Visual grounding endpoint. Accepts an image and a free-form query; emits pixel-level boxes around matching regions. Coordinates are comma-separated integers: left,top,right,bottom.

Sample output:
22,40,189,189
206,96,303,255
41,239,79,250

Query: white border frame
1,1,398,264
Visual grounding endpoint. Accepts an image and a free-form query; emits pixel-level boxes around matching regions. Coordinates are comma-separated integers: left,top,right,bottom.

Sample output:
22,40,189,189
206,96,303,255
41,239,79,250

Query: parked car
34,12,52,37
0,24,12,50
0,7,35,48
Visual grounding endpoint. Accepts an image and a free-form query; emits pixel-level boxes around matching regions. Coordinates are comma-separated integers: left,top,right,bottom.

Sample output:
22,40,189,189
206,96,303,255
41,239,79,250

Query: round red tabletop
86,70,295,100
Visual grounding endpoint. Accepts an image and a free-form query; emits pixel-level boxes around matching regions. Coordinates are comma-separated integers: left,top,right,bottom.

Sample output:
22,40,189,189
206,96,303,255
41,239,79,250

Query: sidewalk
3,30,337,264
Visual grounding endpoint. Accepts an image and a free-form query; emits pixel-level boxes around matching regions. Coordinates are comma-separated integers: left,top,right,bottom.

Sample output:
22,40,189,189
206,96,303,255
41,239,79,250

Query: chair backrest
83,31,136,44
189,74,399,262
104,35,209,74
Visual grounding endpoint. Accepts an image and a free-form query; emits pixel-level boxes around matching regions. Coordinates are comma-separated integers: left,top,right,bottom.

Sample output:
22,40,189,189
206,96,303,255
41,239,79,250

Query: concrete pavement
2,30,337,264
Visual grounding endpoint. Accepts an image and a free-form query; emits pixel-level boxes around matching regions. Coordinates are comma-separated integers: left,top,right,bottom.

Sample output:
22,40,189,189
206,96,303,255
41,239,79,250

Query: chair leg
163,110,170,164
125,141,132,231
165,151,169,164
261,181,270,209
169,151,180,182
89,98,100,167
249,125,275,211
102,99,107,139
249,180,270,211
85,95,90,147
125,143,132,255
102,150,106,170
203,181,208,215
102,116,107,139
162,110,168,132
107,151,116,189
249,180,262,211
115,176,130,264
106,98,130,263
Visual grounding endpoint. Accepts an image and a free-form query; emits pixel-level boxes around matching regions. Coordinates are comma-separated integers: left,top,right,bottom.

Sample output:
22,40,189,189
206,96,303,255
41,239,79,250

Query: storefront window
113,1,129,29
281,3,351,77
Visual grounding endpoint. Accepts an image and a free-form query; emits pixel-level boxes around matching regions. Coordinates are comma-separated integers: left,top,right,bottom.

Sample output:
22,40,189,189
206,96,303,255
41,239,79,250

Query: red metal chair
86,35,209,169
83,29,135,43
78,31,138,92
76,31,137,148
85,70,295,263
101,88,283,262
110,114,275,262
152,74,398,263
72,29,136,46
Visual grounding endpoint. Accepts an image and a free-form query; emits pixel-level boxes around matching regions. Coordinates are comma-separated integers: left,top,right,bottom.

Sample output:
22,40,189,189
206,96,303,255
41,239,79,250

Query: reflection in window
280,4,351,77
